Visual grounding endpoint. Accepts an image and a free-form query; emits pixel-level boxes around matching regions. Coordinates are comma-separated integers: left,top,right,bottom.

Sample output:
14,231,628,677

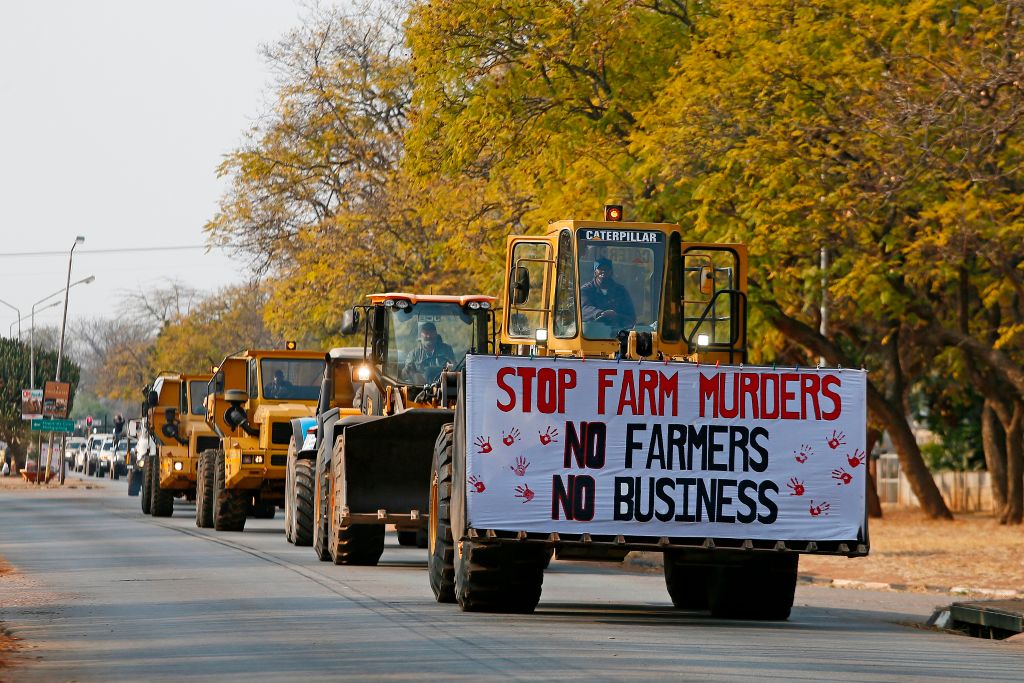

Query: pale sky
0,0,327,336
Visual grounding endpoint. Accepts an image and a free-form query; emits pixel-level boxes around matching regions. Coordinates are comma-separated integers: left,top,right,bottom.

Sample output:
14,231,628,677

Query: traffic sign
30,418,75,433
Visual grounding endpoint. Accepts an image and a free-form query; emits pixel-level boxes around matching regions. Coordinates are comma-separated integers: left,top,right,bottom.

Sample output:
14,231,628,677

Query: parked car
85,433,111,476
95,437,116,477
65,437,87,470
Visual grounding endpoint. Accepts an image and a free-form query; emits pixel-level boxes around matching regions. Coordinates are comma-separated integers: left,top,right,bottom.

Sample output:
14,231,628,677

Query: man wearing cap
580,257,636,330
403,321,455,384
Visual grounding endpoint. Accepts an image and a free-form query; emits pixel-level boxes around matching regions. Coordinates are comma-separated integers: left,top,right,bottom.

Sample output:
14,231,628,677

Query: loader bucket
340,409,454,517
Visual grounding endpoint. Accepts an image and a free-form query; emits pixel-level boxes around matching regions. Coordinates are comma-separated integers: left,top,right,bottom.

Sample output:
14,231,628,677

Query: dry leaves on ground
800,507,1024,592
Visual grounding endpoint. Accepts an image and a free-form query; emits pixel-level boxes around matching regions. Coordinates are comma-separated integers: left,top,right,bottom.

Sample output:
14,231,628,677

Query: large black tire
455,540,548,613
284,440,297,543
328,436,384,565
707,554,799,620
312,453,332,561
663,553,712,610
150,456,174,517
140,456,153,515
292,458,315,547
127,468,143,497
195,450,215,528
213,450,247,532
428,424,456,603
397,531,418,547
330,522,385,566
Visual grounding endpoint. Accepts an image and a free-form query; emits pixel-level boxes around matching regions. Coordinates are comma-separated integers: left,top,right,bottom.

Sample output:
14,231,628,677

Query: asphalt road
1,475,1021,681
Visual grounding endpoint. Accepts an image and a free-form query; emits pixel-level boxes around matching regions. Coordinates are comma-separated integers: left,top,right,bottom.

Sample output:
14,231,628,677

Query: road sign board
30,418,75,433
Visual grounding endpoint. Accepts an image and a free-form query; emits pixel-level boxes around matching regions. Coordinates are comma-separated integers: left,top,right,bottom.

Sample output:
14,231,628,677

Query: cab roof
366,293,496,306
222,349,326,362
542,219,680,236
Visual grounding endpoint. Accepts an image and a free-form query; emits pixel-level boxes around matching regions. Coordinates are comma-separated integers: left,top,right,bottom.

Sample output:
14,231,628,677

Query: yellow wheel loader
141,372,217,518
427,205,869,618
199,348,326,532
311,293,496,566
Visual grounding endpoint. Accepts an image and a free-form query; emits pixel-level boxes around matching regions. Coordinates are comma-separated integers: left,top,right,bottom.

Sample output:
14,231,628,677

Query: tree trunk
763,302,954,519
866,427,882,518
1000,401,1023,525
982,399,1008,512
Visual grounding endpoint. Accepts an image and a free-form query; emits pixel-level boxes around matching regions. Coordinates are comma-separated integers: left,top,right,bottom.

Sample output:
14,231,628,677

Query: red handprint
468,475,486,493
502,428,521,446
831,467,853,485
826,430,847,450
514,484,535,503
847,448,866,468
794,444,813,464
474,436,492,454
510,456,530,476
809,500,831,516
538,426,559,445
786,478,805,496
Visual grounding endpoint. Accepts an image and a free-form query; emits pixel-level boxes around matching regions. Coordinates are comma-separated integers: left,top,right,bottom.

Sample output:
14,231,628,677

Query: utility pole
819,246,829,367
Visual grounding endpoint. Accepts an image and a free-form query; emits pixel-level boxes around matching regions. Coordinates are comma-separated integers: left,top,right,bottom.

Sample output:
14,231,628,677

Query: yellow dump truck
197,348,326,532
140,373,217,517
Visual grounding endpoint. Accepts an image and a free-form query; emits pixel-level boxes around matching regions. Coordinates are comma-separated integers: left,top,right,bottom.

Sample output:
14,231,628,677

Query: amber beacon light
604,204,623,221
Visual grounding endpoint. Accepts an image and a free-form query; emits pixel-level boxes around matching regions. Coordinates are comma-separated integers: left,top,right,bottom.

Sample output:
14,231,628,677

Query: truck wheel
455,540,547,613
195,450,215,528
213,450,247,532
330,523,385,566
151,457,174,517
663,553,711,610
312,454,331,561
140,456,153,515
428,424,456,602
127,468,143,497
397,531,418,546
708,554,798,620
284,440,297,543
292,458,315,547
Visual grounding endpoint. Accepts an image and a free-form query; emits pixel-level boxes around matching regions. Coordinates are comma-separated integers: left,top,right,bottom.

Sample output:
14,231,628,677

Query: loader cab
500,207,747,363
343,293,496,414
352,293,495,386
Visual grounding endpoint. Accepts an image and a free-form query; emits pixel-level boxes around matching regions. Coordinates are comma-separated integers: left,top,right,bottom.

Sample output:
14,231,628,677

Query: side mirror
161,423,178,439
699,266,714,296
340,308,361,336
164,407,177,422
512,266,531,306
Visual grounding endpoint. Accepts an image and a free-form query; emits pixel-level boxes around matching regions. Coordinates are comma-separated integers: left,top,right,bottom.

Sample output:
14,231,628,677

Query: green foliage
0,337,80,458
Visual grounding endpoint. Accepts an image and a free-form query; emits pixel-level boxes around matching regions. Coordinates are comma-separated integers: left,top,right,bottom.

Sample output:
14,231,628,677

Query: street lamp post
48,236,86,485
30,274,95,391
0,298,21,341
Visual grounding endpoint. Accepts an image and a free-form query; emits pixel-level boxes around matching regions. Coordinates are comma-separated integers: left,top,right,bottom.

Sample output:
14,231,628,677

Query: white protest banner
465,356,867,542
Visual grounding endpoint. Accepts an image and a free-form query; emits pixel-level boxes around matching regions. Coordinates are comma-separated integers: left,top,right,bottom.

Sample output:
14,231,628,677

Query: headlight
356,365,372,382
173,461,183,471
255,455,265,465
395,299,410,309
384,299,395,307
480,301,491,309
696,333,710,347
467,301,481,310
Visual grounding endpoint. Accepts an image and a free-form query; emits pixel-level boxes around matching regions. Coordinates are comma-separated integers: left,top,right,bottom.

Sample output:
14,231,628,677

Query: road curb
623,551,1024,599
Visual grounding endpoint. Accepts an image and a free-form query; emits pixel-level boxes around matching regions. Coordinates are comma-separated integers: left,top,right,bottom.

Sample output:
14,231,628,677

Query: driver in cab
402,321,455,384
581,257,636,330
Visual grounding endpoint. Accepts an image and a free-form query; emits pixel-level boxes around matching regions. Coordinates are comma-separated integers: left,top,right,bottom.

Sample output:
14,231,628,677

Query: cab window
507,241,551,339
